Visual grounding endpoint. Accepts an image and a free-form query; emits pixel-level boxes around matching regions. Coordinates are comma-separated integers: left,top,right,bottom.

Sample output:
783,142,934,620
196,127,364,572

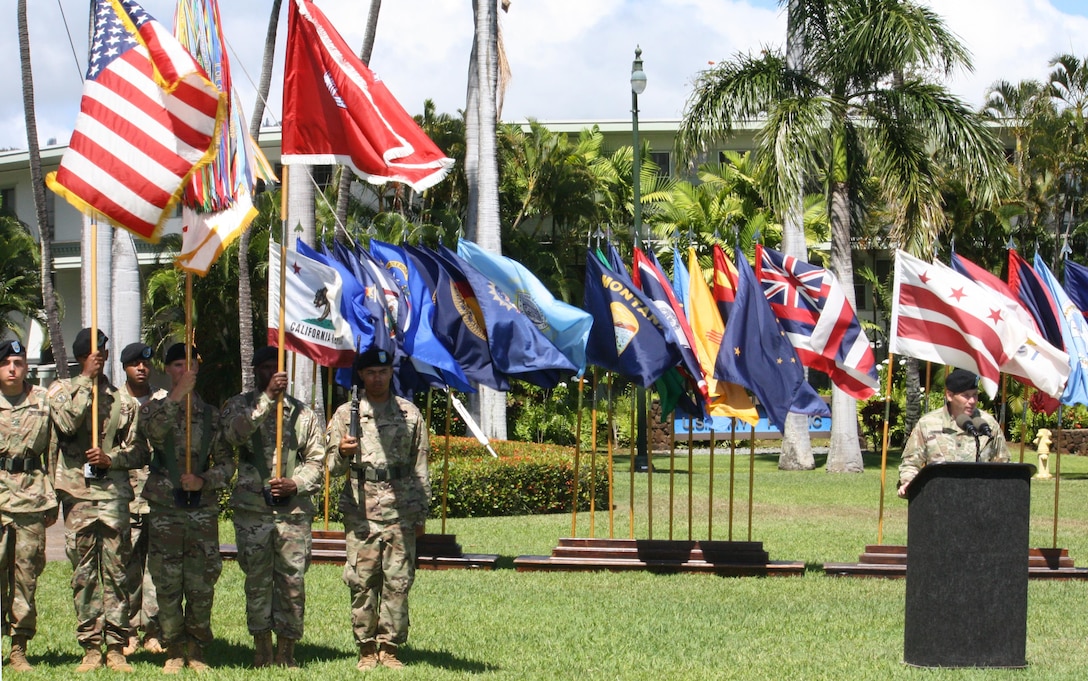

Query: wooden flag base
514,538,804,576
221,530,499,570
823,544,1088,579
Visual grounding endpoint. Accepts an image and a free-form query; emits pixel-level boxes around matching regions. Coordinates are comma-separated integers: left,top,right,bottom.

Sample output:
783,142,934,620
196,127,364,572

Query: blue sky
3,0,1088,151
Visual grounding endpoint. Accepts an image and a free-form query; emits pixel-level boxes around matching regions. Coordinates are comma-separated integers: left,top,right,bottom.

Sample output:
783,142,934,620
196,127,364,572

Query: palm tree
17,0,67,376
1046,53,1088,262
677,0,1009,472
0,208,43,339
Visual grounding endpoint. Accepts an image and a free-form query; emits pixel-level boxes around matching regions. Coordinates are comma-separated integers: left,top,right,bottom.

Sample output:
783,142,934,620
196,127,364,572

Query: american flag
47,0,223,242
756,246,878,399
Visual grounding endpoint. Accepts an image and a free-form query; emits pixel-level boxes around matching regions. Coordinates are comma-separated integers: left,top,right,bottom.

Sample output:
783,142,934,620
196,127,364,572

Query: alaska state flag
1034,255,1088,406
714,250,829,432
584,250,683,388
457,239,592,377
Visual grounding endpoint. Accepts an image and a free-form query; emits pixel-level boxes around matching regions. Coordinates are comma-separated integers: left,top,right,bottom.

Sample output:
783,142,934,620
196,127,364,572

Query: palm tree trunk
18,0,67,378
111,230,142,385
288,166,317,406
239,0,284,392
465,0,506,439
333,0,382,239
826,181,863,472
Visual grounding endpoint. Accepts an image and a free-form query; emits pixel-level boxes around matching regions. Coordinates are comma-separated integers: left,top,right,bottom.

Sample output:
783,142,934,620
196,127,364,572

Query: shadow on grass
406,647,497,673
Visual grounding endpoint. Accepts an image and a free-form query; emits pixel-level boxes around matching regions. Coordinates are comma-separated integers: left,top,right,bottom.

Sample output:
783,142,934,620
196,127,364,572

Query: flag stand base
823,544,1088,579
514,538,804,576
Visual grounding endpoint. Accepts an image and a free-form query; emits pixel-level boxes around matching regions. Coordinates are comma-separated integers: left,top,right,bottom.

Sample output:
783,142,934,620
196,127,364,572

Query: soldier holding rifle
327,348,430,670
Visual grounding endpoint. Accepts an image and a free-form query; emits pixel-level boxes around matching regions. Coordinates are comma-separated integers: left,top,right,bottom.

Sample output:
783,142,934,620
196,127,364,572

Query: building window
649,151,671,178
0,187,14,216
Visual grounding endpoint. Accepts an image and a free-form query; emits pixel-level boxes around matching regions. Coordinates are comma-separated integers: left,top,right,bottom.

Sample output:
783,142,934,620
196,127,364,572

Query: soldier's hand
169,370,199,403
81,351,106,379
44,506,59,528
264,372,289,401
85,446,111,468
180,473,205,491
339,435,359,456
269,476,297,497
897,483,909,498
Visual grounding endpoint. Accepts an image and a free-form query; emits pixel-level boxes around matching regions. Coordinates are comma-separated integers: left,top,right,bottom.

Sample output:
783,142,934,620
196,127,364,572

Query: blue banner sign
674,410,830,439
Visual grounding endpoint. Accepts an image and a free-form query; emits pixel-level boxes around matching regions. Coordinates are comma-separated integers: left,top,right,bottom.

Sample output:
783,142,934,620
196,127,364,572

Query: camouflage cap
0,339,26,361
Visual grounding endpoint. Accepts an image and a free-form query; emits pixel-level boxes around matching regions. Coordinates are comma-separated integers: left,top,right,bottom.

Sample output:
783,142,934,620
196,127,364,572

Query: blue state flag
405,244,509,392
672,246,691,313
437,245,576,388
1035,255,1088,406
457,239,592,377
330,241,396,355
583,250,683,388
714,251,829,432
370,239,473,393
604,241,628,275
1065,258,1088,321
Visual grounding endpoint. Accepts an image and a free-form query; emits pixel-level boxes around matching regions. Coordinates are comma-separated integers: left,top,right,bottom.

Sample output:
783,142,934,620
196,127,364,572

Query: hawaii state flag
282,0,453,191
268,242,356,367
756,245,878,399
891,250,1028,398
46,0,224,241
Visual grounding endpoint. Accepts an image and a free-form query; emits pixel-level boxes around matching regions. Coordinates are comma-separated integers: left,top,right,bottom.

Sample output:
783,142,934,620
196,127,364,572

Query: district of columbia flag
951,252,1069,399
268,241,356,368
891,250,1029,399
46,0,225,242
282,0,453,191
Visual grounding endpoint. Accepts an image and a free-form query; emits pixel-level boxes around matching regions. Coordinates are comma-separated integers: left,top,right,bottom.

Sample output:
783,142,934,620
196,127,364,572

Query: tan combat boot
186,640,211,672
105,643,134,672
378,642,404,669
356,641,379,671
76,646,103,673
122,635,139,657
143,635,165,654
252,631,274,668
7,635,33,672
274,636,299,668
162,643,186,675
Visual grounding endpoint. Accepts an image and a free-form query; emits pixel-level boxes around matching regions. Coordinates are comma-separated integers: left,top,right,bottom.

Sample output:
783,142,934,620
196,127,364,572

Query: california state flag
268,241,356,367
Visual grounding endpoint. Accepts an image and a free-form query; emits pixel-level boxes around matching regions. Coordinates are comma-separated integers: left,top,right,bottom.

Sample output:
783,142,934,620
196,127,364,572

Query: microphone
970,409,993,437
955,412,980,436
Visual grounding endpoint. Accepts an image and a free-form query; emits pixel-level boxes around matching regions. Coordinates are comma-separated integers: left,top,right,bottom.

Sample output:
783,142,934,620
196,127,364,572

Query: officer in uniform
220,346,325,668
47,328,140,672
113,343,234,673
0,339,58,672
326,348,430,670
118,341,163,656
898,367,1010,496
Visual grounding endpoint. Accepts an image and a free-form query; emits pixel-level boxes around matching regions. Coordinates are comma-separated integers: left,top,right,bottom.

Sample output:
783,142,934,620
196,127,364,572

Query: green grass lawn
13,445,1088,679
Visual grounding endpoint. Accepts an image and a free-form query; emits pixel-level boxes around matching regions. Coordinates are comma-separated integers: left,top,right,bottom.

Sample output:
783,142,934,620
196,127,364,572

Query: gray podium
903,462,1034,668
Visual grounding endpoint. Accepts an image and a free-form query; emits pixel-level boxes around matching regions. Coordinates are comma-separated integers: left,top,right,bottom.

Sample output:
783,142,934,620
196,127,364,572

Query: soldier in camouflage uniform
326,348,430,670
113,343,234,674
47,328,140,672
0,339,59,672
898,368,1009,497
118,342,163,657
220,346,325,668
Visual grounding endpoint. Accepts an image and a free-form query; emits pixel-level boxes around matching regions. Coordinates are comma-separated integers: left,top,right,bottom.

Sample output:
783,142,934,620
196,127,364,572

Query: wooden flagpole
90,218,99,449
275,166,288,480
667,413,676,540
726,419,736,541
571,376,584,537
747,421,756,542
877,352,897,544
606,373,615,538
589,368,599,538
185,273,194,476
1053,405,1064,548
324,365,334,531
442,390,453,535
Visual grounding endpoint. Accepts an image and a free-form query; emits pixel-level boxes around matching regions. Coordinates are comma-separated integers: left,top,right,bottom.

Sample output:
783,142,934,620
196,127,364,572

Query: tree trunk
81,218,113,364
287,166,317,407
240,0,284,393
465,0,506,439
825,181,863,472
111,230,142,386
18,0,67,377
903,356,923,438
334,0,382,240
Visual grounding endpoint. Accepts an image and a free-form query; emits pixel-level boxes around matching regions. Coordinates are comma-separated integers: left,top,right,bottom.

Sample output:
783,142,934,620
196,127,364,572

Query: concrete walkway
46,515,67,562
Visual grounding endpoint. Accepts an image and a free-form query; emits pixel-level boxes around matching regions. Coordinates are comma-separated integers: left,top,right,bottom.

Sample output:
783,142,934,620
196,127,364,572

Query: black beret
164,343,199,366
945,368,979,394
72,328,108,358
251,346,280,367
354,347,393,370
0,339,26,361
120,342,153,366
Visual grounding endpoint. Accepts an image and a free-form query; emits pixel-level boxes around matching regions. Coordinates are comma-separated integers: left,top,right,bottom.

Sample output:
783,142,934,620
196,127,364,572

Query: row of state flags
39,1,1088,427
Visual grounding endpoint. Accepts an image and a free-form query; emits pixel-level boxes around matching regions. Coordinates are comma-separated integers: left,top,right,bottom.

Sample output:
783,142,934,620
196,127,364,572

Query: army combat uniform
898,406,1010,488
220,388,324,655
113,390,233,668
0,381,58,655
48,373,139,656
326,393,430,660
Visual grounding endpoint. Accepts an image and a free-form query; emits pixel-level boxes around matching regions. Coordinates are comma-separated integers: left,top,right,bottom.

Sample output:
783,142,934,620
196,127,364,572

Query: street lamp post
631,47,650,472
